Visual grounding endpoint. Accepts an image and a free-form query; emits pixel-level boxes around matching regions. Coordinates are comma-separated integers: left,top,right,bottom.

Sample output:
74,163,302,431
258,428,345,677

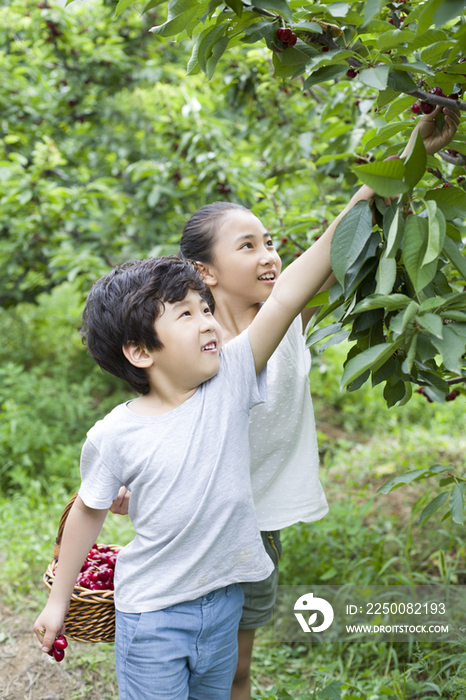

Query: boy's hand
34,602,68,653
417,106,461,155
110,486,130,515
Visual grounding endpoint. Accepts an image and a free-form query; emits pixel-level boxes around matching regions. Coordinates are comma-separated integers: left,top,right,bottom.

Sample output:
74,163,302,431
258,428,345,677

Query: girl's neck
212,292,261,343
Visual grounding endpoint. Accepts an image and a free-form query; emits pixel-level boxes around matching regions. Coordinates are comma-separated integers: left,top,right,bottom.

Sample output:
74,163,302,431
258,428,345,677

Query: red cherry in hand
53,648,65,662
54,636,68,651
419,101,435,114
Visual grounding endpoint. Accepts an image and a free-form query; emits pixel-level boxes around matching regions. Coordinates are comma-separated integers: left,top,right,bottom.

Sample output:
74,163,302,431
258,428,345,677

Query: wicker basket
43,492,119,643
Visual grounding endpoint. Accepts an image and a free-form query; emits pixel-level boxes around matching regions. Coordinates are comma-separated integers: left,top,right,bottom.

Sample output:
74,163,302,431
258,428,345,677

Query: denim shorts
239,530,282,630
115,583,244,700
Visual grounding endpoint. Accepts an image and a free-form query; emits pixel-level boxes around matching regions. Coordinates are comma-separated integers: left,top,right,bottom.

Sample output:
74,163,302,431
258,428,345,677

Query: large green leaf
302,64,348,89
431,325,466,373
417,312,443,338
377,465,451,494
419,491,450,527
403,129,427,190
251,0,292,21
385,208,404,259
443,237,466,282
423,201,445,266
362,121,413,154
426,187,466,220
375,253,396,295
387,70,417,93
353,159,408,198
330,201,373,286
149,0,201,37
377,29,415,50
450,483,466,525
340,340,403,390
354,293,412,313
358,65,390,90
402,215,437,293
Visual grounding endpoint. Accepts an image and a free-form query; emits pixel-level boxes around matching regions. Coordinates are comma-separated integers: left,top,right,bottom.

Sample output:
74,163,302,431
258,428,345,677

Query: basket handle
52,491,79,562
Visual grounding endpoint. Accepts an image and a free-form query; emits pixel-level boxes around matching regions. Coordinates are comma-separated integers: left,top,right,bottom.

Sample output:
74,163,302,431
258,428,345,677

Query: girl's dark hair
81,256,208,395
180,202,250,263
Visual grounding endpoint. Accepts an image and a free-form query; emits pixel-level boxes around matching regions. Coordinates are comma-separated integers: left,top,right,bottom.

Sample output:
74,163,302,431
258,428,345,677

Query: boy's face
149,289,222,389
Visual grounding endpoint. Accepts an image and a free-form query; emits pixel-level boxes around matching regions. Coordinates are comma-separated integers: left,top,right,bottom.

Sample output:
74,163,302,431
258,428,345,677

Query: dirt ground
0,603,113,700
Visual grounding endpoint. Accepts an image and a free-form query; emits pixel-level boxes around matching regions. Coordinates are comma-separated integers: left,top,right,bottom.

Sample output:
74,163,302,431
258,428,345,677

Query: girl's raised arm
248,185,374,374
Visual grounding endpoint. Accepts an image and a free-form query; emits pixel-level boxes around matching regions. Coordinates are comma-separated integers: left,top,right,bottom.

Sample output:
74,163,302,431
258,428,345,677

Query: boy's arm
249,185,375,374
33,496,108,652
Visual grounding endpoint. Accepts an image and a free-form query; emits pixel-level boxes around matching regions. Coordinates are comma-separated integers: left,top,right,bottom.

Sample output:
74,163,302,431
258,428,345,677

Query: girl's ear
122,343,154,368
196,262,218,288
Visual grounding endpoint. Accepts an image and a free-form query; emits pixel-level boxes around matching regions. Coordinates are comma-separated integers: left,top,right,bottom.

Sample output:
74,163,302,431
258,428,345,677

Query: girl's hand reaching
412,105,461,156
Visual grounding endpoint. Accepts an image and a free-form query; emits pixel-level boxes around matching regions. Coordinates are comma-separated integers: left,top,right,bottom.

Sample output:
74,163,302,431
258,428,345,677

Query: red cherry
287,32,297,47
47,647,55,656
429,86,445,97
277,27,292,43
346,68,357,79
443,182,453,187
459,58,466,63
445,389,460,401
419,101,435,114
281,237,288,243
447,93,459,100
321,46,329,52
447,149,458,156
294,252,301,257
411,103,420,114
388,17,394,24
457,176,465,184
53,648,65,662
54,636,68,651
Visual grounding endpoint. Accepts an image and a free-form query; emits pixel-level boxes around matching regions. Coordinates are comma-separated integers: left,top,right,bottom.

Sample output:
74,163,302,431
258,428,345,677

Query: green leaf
417,312,443,339
306,322,342,348
405,332,418,373
450,483,466,525
387,70,417,93
142,0,173,12
402,215,437,293
149,0,200,37
375,253,396,295
391,61,435,76
443,237,466,282
225,0,243,16
377,467,434,494
431,325,466,373
197,25,227,74
353,159,408,198
251,0,292,21
405,28,447,51
340,340,402,390
426,186,466,220
385,95,417,121
383,376,406,407
363,121,412,154
320,680,342,700
416,0,443,35
330,201,373,286
305,290,329,308
302,64,348,89
206,36,229,79
401,300,420,332
377,29,415,50
115,0,139,16
403,129,427,190
354,293,412,313
419,491,450,527
423,202,445,267
385,208,404,259
434,0,466,27
364,0,384,22
358,65,390,90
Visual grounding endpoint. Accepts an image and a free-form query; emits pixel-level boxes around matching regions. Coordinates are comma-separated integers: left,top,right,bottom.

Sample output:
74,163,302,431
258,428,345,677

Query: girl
109,106,460,700
177,106,460,700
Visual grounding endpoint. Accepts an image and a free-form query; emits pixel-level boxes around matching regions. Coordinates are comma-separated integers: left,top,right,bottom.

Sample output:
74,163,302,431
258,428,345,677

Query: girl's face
208,210,282,305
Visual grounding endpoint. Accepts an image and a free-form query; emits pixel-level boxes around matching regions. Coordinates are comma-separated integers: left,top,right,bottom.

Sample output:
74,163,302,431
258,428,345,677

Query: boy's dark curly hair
81,256,209,395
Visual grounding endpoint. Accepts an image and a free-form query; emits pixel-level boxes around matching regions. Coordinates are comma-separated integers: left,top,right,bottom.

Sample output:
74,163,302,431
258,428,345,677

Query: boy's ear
196,261,217,288
122,343,154,369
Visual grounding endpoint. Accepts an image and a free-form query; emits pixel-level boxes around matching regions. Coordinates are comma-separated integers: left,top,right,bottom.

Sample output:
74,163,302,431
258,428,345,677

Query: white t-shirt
79,330,273,614
248,315,329,530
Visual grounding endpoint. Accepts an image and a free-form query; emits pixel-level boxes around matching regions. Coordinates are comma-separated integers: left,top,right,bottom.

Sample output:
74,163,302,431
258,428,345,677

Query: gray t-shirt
79,329,273,613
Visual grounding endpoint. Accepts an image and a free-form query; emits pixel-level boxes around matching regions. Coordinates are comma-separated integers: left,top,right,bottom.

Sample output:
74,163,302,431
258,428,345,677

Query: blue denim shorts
115,584,244,700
